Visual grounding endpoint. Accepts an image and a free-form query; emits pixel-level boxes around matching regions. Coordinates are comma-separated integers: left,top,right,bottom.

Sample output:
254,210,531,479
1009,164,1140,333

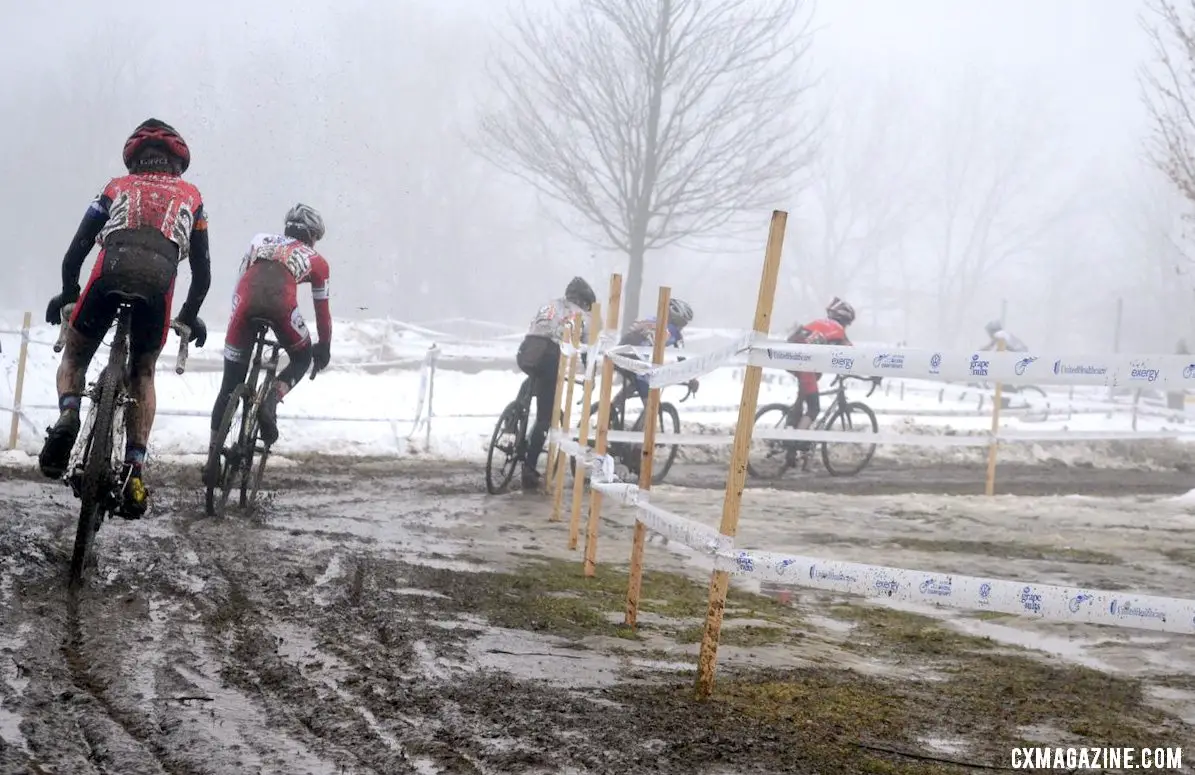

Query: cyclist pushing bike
205,204,332,484
516,276,595,492
616,298,700,401
784,297,860,452
41,118,211,518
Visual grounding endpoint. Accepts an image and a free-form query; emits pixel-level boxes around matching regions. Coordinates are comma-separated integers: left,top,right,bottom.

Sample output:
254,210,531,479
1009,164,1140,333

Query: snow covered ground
2,315,1193,464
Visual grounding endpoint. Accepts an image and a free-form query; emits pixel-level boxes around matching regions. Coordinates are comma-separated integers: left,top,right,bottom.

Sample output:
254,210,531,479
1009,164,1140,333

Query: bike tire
747,403,796,480
625,402,680,484
206,383,248,517
69,364,121,587
219,385,256,516
238,380,270,507
247,449,270,512
820,401,879,477
486,402,522,494
1015,385,1050,422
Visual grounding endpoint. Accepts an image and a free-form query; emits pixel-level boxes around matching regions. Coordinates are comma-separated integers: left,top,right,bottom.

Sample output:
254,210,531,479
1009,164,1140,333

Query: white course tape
602,428,1179,447
747,342,1195,389
644,332,756,387
717,549,1195,636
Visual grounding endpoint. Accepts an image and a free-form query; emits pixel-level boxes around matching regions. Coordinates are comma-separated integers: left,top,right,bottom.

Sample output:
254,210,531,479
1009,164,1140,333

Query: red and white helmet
826,297,856,326
123,118,190,173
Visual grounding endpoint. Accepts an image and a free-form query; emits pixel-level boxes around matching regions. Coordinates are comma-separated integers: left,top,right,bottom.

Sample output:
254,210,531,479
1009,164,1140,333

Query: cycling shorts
71,229,178,357
224,261,311,363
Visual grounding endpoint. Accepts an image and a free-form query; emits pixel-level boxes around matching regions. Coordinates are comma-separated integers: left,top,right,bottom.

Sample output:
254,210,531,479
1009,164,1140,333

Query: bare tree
476,0,817,324
1142,0,1195,214
788,76,922,316
924,73,1077,345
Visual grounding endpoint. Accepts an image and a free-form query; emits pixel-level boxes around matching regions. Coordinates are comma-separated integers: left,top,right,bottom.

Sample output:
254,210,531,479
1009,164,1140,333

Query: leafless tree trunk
792,77,921,313
926,73,1075,346
1142,0,1195,216
476,0,817,325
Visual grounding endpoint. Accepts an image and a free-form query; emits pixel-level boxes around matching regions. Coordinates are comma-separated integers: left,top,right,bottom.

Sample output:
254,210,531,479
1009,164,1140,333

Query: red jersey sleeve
307,253,332,344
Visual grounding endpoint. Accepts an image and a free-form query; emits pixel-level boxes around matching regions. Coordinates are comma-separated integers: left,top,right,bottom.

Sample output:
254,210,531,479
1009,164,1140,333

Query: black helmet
565,276,596,311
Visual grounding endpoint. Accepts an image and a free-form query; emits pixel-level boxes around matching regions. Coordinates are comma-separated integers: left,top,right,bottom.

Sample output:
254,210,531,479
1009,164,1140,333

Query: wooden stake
694,210,787,700
984,338,1007,496
544,341,570,486
8,312,32,450
551,323,582,522
568,302,603,550
582,274,624,576
625,286,671,628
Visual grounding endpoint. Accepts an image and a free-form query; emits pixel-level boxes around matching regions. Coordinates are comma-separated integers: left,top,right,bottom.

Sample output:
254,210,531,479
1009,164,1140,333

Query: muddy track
3,455,1195,774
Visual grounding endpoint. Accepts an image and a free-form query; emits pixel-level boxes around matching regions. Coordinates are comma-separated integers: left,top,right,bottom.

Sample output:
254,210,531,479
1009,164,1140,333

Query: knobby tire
485,402,521,494
747,403,797,480
821,401,879,477
625,402,681,484
69,355,124,587
206,383,248,517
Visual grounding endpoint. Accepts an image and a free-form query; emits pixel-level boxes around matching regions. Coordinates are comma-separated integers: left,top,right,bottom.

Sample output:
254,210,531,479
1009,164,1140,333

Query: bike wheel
625,402,681,484
238,381,269,507
820,401,879,477
206,384,248,517
747,403,796,480
69,365,121,587
486,402,523,494
1015,385,1050,422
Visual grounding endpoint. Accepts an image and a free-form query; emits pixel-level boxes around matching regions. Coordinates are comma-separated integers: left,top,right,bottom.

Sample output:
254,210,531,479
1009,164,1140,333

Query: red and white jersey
95,173,206,260
238,233,330,301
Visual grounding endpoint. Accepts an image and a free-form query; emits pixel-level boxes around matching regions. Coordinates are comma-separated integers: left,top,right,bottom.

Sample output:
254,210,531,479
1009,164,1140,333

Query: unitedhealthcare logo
1052,360,1108,376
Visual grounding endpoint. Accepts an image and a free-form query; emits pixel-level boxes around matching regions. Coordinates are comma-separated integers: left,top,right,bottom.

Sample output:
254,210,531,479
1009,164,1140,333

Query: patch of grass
441,557,801,641
710,649,1187,772
673,624,793,648
967,610,1013,621
885,537,1121,565
830,604,995,659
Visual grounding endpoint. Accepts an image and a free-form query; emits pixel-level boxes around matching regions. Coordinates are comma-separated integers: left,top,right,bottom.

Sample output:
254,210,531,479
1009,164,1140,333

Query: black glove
687,378,700,395
176,316,207,347
311,340,331,378
45,285,80,325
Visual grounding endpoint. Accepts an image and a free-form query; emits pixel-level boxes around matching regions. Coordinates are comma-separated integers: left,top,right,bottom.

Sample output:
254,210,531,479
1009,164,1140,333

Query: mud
0,456,1192,774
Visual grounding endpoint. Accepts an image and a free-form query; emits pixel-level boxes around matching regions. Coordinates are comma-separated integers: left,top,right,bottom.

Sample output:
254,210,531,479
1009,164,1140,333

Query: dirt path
0,457,1192,774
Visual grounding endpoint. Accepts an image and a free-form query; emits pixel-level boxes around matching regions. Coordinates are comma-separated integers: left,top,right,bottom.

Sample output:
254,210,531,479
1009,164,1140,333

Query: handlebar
54,302,190,374
831,373,881,398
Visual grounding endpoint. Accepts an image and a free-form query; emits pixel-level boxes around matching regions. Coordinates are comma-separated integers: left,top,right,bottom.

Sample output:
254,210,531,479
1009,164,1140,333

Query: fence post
425,344,438,448
583,273,624,577
8,312,32,450
550,324,582,523
984,339,1006,496
544,340,570,488
568,304,603,551
625,286,671,629
695,210,787,700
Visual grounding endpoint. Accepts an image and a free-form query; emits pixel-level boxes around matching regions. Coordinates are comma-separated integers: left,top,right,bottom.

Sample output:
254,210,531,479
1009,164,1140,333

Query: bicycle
485,376,541,494
52,301,190,587
963,381,1050,422
747,374,880,480
581,378,693,485
205,321,321,517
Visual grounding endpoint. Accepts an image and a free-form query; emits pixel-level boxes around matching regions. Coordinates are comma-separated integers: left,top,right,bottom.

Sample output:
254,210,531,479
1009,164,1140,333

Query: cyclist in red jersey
785,297,856,449
205,204,331,476
41,118,211,518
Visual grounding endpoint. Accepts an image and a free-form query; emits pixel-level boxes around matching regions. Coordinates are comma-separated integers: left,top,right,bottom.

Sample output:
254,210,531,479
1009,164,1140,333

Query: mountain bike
52,302,190,587
747,374,880,480
205,321,320,516
581,379,694,485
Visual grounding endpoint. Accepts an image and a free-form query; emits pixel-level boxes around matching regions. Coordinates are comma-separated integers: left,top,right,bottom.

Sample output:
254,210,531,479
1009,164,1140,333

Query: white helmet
284,203,326,245
826,297,856,326
668,298,694,326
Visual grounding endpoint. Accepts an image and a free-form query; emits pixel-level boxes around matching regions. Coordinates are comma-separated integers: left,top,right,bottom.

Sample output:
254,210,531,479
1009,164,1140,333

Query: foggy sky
1,0,1183,353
